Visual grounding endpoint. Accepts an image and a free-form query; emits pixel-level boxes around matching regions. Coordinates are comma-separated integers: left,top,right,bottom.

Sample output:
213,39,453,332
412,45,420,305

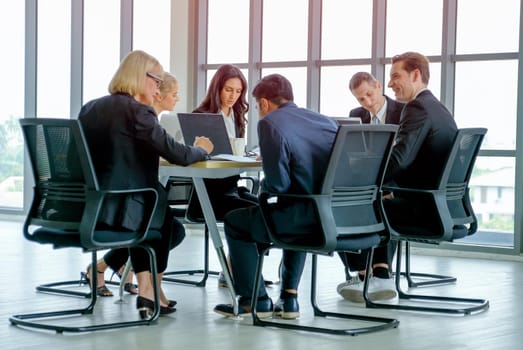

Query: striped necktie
372,115,380,124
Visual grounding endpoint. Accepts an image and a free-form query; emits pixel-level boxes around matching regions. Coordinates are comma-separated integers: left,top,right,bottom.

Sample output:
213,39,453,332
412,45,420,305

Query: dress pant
103,206,186,274
340,195,438,273
223,205,306,299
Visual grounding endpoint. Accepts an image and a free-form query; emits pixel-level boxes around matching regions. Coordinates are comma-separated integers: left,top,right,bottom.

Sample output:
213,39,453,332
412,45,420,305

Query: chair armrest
80,187,159,249
258,192,338,254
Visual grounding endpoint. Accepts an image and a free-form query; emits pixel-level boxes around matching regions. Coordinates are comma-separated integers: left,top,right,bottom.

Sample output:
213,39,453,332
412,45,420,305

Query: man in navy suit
338,53,458,303
214,74,338,319
337,72,404,302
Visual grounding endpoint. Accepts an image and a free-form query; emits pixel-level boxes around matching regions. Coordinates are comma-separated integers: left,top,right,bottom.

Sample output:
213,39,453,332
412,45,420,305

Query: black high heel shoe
136,296,176,319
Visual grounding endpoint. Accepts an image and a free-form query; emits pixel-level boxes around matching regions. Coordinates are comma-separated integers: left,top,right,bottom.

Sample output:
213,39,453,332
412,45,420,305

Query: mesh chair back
323,124,398,235
259,124,398,253
20,118,98,230
439,128,486,230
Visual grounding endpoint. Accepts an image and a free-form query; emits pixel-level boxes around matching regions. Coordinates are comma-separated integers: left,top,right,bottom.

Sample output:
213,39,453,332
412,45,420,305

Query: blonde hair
108,50,163,96
159,72,178,96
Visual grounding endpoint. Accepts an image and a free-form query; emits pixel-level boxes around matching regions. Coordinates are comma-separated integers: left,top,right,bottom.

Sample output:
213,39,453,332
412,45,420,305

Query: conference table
159,158,262,316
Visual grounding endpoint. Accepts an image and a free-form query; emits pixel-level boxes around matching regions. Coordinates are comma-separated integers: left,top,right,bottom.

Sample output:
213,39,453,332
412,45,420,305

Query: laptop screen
332,117,362,126
159,112,184,144
177,113,233,156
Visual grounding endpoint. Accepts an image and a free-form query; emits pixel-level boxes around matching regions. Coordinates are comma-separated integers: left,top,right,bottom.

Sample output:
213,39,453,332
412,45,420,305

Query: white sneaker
337,277,397,303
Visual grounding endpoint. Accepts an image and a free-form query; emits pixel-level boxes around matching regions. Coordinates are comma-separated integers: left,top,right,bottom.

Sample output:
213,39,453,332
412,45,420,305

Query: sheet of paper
210,154,258,162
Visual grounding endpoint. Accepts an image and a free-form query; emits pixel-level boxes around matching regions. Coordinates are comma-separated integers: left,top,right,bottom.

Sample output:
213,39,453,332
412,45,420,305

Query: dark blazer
349,95,404,125
384,89,457,189
79,93,208,231
257,102,339,235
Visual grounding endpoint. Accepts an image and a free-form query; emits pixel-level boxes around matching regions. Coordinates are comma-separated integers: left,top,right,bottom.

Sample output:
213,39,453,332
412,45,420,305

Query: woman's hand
193,136,214,154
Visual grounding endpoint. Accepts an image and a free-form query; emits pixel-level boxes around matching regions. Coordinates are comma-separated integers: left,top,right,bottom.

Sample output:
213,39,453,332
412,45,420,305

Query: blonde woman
79,50,213,318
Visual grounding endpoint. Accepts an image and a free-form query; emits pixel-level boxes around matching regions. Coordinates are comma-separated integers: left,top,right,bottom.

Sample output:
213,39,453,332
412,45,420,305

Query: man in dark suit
213,74,338,319
338,72,404,302
338,53,458,303
348,71,403,125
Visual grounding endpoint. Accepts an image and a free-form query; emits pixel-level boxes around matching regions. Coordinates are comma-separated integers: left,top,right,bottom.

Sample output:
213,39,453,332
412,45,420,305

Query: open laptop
160,112,256,162
177,113,233,156
332,117,362,126
159,112,185,144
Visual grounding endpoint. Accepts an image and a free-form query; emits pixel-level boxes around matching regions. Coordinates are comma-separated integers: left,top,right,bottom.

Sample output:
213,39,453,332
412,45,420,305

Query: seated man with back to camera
337,52,458,303
213,74,338,319
336,71,404,300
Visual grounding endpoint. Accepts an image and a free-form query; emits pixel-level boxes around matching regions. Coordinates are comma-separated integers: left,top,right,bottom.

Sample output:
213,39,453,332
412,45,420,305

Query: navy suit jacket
384,89,457,189
79,93,208,231
257,102,338,234
349,95,404,125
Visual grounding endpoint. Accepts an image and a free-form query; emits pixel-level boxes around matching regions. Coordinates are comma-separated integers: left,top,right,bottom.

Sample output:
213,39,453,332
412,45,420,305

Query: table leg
192,177,238,315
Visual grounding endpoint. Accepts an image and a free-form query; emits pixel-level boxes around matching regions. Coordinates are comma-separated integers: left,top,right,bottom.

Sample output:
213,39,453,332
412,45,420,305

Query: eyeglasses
146,72,163,89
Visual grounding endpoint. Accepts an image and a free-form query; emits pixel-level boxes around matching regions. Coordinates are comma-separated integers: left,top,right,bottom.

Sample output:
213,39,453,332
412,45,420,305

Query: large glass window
133,0,171,68
456,0,520,54
37,0,71,118
262,0,308,62
0,1,24,209
83,0,120,103
455,61,518,150
462,156,515,246
386,0,443,57
207,0,249,64
321,1,372,59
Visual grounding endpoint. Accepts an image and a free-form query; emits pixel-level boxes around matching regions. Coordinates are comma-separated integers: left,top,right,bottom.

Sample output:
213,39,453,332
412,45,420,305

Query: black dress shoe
136,296,176,319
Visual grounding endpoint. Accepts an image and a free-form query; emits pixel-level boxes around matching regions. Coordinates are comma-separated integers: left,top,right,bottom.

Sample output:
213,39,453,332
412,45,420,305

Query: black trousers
223,205,306,299
103,206,185,274
340,195,438,274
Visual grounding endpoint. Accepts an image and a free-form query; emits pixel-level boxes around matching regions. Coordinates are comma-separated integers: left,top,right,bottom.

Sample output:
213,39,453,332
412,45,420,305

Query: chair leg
251,249,399,336
162,225,219,287
400,241,457,287
36,256,132,299
10,248,161,333
366,241,489,315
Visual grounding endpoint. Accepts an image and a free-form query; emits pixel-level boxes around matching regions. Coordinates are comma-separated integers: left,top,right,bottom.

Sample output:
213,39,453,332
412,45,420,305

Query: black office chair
10,118,162,333
369,127,490,315
252,124,400,335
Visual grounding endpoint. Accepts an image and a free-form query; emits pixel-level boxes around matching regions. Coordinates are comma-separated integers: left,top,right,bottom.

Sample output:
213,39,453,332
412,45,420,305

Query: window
262,0,308,62
321,1,372,59
207,0,249,64
0,1,24,209
386,0,443,56
83,0,120,103
133,0,171,68
456,0,520,54
37,0,71,118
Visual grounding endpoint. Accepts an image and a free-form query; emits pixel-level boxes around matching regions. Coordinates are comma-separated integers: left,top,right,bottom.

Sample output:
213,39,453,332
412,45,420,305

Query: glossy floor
1,218,521,349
